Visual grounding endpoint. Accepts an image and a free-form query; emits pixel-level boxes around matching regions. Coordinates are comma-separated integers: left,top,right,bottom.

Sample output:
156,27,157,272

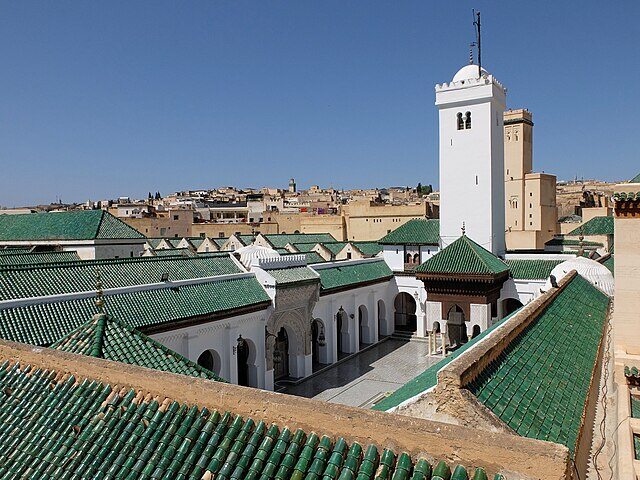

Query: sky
0,1,638,207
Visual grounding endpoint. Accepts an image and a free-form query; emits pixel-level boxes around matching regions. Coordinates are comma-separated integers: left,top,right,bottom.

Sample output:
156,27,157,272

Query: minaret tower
435,62,507,255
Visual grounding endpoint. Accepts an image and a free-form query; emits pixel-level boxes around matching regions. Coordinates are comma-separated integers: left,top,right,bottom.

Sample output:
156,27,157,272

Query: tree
417,182,422,194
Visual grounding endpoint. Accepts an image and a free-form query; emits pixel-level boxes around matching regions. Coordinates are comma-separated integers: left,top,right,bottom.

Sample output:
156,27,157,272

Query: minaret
435,64,507,256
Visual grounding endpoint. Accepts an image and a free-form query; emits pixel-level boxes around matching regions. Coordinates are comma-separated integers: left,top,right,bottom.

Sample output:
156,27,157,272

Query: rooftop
53,313,224,381
314,260,393,294
467,274,609,454
378,219,440,245
0,250,81,266
0,275,270,346
416,235,509,276
0,254,241,301
504,259,563,280
0,340,571,479
263,233,338,249
567,216,614,236
0,210,145,241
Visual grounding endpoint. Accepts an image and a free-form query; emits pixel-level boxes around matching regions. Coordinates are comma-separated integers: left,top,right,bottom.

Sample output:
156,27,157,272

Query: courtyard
281,338,441,408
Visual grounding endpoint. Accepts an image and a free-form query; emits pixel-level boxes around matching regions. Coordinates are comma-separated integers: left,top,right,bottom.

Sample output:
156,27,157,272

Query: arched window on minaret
465,111,472,129
457,112,464,130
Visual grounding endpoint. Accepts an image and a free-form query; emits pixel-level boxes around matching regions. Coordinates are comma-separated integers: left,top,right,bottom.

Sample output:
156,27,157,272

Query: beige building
191,221,279,239
504,109,557,250
119,208,193,238
343,199,431,241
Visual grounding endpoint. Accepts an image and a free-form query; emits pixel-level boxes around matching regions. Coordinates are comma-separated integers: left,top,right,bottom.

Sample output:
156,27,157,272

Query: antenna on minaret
472,9,482,77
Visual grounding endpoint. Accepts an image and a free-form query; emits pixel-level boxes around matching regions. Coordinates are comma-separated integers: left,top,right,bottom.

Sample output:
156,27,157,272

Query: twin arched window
457,111,472,130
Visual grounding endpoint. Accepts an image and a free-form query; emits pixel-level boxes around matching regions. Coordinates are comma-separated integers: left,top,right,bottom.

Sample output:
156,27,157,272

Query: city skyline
1,1,638,206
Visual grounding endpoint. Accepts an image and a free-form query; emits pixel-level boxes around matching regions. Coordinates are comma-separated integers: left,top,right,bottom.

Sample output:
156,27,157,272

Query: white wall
150,309,271,389
436,73,506,256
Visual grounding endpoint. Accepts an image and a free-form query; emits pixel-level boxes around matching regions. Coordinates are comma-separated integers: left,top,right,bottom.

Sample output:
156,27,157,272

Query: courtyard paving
281,338,442,408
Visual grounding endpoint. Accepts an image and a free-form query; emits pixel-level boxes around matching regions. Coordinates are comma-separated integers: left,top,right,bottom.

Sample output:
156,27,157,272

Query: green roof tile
504,259,563,280
567,216,614,236
467,274,609,455
630,172,640,183
52,314,225,381
305,252,326,264
264,233,337,249
351,242,383,256
314,260,392,293
0,254,241,301
266,266,319,286
602,254,614,274
291,242,320,253
0,276,271,347
322,242,348,255
0,210,144,241
416,236,509,275
0,361,481,480
378,219,439,245
0,251,81,266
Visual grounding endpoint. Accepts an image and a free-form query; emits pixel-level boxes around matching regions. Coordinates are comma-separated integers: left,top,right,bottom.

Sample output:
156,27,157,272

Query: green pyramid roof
567,216,614,236
416,235,509,275
0,210,144,241
630,172,640,183
378,219,439,245
52,314,224,381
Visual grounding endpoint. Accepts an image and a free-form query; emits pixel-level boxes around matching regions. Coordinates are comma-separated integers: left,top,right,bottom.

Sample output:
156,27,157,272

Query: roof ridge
464,235,506,270
90,314,108,357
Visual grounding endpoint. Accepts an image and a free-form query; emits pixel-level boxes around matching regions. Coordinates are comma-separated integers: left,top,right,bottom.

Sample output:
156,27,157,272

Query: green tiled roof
322,242,347,255
290,242,318,253
52,314,224,381
467,274,609,455
0,210,144,241
568,216,614,236
544,237,602,247
0,361,488,480
315,260,392,293
0,254,241,301
266,267,319,286
630,172,640,183
372,309,521,412
505,259,563,280
264,233,337,249
0,276,270,347
602,254,614,274
352,242,383,256
305,252,326,264
213,237,228,248
416,236,509,275
151,248,196,257
378,219,439,245
635,434,640,461
0,251,81,266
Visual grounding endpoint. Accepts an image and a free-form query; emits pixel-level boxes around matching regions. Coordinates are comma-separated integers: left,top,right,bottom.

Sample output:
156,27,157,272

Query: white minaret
435,64,507,256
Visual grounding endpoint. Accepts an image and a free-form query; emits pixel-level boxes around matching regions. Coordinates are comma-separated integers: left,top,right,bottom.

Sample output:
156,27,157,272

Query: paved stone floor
281,338,442,408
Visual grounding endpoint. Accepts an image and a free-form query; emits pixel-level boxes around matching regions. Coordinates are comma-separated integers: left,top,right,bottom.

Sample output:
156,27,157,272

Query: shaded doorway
446,305,468,348
274,327,290,380
394,293,417,332
237,336,250,386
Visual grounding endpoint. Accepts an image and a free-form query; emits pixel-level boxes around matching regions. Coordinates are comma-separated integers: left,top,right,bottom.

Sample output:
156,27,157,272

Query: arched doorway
503,298,524,317
377,299,386,337
311,319,325,365
432,321,441,334
236,336,250,386
394,293,417,332
358,305,369,347
274,327,290,380
446,305,468,348
197,349,221,375
336,308,349,355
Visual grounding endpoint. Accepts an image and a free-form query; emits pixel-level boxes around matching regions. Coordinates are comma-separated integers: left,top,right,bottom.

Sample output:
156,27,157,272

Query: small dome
452,64,488,82
544,256,614,297
236,244,280,268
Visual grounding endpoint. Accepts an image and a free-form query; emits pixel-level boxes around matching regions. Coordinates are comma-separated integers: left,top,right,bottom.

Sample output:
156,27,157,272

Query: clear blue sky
1,1,637,207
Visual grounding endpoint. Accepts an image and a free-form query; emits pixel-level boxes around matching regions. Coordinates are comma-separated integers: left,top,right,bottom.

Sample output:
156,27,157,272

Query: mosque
0,59,625,478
